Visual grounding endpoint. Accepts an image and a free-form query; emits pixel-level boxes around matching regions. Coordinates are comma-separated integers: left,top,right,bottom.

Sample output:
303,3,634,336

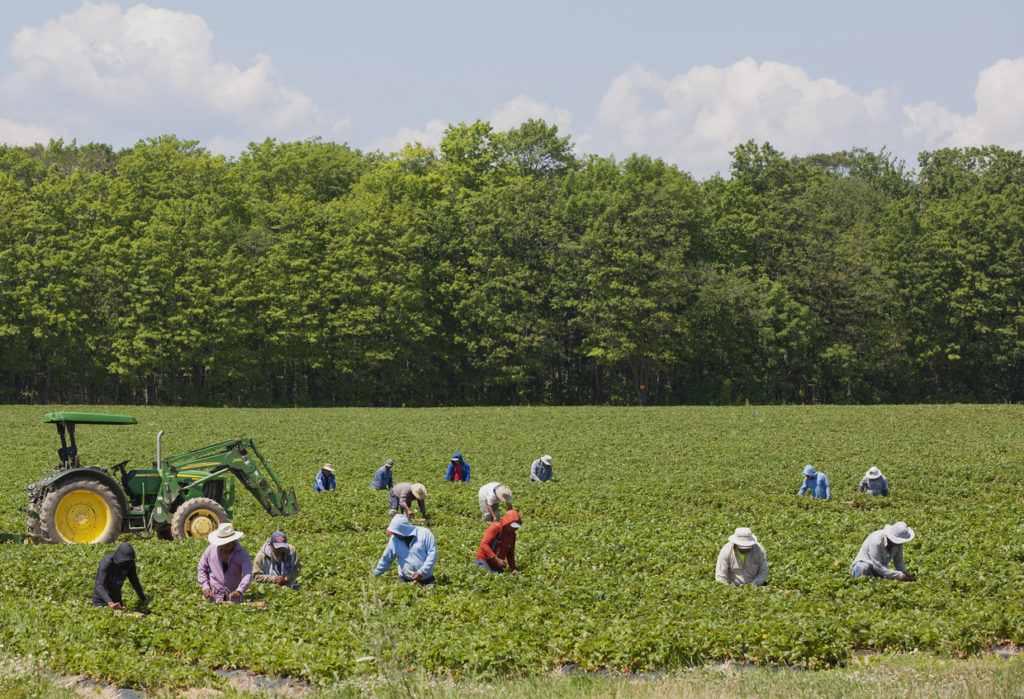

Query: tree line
1,121,1022,406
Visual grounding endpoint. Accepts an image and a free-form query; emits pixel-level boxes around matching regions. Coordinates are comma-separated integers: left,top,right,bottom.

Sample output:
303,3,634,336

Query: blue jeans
473,558,502,573
850,562,881,578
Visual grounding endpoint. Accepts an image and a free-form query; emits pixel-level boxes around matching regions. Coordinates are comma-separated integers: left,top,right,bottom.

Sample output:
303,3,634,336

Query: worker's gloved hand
203,588,213,600
229,590,241,601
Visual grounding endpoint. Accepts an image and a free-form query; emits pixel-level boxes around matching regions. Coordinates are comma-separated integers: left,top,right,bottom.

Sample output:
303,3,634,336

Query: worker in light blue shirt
371,459,394,490
314,464,336,492
797,464,830,500
373,514,437,585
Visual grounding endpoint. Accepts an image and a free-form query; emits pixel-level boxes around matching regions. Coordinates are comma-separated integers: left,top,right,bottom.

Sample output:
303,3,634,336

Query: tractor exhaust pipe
156,430,164,467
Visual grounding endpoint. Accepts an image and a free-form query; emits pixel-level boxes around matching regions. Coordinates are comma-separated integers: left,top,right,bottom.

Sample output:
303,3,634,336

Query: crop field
1,404,1023,693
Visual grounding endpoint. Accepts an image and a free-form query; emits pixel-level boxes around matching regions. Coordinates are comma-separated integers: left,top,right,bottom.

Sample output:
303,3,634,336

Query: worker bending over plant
92,542,148,610
373,514,437,585
859,467,889,496
474,510,521,574
478,481,512,522
851,521,915,581
371,459,394,490
254,530,301,590
798,464,831,500
530,454,553,482
197,523,252,603
444,452,470,481
388,482,429,524
715,527,769,586
314,463,336,492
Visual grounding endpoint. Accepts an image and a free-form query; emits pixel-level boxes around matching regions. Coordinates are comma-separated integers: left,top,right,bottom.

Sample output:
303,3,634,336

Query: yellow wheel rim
54,490,111,543
183,508,220,538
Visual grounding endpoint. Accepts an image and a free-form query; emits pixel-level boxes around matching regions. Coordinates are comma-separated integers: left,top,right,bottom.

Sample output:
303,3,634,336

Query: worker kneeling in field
851,521,915,581
798,464,831,500
388,482,429,524
478,481,512,522
253,530,301,590
715,527,769,586
373,514,437,585
93,542,149,610
371,459,394,490
197,523,252,603
474,510,521,574
530,454,553,482
859,467,889,496
314,463,336,492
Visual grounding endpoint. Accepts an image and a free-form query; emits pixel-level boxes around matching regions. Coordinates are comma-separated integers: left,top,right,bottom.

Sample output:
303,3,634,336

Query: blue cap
270,531,288,549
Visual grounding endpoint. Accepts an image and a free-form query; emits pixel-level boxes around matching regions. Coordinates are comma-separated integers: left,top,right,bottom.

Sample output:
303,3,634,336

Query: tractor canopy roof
43,412,138,425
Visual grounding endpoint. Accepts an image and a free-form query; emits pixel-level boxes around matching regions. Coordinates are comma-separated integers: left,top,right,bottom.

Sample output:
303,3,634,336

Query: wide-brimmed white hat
208,522,244,545
865,467,882,479
728,527,758,547
884,521,915,544
410,483,427,500
495,484,512,504
322,463,335,473
541,455,552,466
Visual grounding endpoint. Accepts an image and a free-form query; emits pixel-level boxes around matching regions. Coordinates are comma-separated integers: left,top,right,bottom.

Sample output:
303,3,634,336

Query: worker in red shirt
473,510,521,573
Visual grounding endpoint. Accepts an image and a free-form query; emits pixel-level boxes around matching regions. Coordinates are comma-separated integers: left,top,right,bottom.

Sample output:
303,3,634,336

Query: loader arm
154,438,300,521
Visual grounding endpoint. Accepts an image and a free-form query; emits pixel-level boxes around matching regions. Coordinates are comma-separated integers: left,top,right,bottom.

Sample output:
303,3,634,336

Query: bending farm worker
92,542,148,610
373,514,437,585
797,464,831,500
715,527,769,586
445,452,470,482
474,510,521,573
859,467,889,496
478,481,512,522
371,459,394,491
314,463,336,492
253,530,301,590
530,454,553,482
389,482,429,524
851,521,915,581
197,523,252,603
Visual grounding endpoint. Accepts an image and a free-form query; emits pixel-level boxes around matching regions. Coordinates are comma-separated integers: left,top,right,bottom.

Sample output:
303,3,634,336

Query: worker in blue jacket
371,459,394,490
444,452,470,482
314,463,336,492
797,464,831,500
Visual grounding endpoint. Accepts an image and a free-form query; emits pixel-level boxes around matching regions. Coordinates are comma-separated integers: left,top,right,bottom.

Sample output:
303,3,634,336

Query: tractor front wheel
169,498,228,540
38,475,123,544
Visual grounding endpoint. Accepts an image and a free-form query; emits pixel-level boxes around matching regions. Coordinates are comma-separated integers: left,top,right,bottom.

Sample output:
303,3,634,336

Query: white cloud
0,118,62,146
488,95,572,135
904,57,1024,150
0,1,348,150
373,119,448,154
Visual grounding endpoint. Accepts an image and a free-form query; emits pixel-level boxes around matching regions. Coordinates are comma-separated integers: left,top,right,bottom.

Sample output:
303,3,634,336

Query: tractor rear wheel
38,475,123,544
169,498,228,540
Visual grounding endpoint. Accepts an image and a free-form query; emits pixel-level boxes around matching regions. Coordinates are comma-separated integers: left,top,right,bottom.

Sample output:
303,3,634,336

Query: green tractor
23,412,300,544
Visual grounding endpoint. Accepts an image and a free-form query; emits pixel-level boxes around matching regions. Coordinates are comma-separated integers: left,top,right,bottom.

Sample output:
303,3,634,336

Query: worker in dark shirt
92,542,148,610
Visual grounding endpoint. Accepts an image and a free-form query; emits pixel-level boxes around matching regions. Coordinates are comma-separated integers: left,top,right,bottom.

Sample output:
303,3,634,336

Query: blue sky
1,1,1022,178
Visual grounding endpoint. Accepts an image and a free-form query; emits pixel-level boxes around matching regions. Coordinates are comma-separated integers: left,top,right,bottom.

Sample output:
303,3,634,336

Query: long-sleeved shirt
859,475,889,496
853,529,907,580
253,538,301,584
390,483,427,518
92,545,146,607
197,543,252,601
798,473,831,499
475,510,520,571
530,459,552,482
371,466,393,491
314,470,336,492
373,526,437,580
715,542,769,586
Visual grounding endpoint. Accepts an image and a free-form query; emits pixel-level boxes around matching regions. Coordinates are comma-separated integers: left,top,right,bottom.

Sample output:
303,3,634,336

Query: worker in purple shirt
197,522,252,603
